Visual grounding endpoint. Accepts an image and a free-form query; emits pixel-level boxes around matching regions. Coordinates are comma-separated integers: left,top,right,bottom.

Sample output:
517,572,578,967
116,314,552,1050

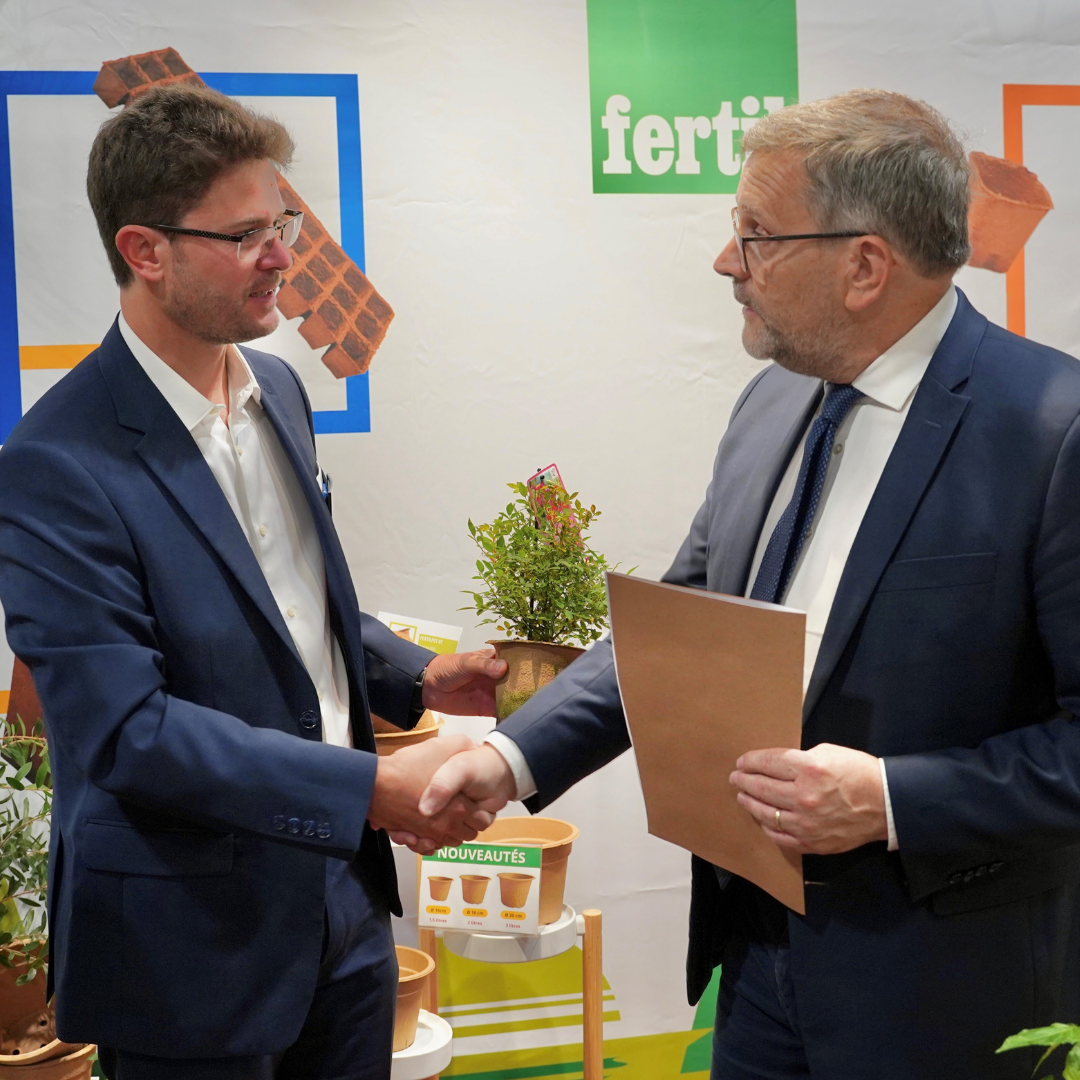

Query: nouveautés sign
586,0,799,194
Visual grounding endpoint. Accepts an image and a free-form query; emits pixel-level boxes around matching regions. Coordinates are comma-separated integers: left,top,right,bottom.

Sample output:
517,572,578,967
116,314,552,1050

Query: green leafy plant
463,481,621,646
998,1023,1080,1079
0,714,51,985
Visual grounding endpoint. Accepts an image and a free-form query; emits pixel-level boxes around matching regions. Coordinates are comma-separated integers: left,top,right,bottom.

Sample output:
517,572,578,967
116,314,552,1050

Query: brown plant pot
0,964,88,1074
427,876,453,902
488,641,584,721
497,873,534,909
967,151,1054,273
0,1044,94,1079
394,946,435,1053
475,817,579,924
373,711,443,756
459,875,490,904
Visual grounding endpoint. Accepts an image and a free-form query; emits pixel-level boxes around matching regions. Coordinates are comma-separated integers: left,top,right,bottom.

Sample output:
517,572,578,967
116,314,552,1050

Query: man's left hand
729,743,888,855
422,649,507,717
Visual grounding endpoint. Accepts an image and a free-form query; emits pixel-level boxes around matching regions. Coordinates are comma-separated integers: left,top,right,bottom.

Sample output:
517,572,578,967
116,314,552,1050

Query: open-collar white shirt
488,287,959,852
118,313,353,749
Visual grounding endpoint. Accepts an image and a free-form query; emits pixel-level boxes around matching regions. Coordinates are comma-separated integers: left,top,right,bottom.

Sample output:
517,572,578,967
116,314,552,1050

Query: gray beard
741,303,850,382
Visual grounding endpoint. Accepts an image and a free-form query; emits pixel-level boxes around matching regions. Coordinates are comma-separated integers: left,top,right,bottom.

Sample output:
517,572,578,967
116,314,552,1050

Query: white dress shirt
119,314,353,748
487,286,959,846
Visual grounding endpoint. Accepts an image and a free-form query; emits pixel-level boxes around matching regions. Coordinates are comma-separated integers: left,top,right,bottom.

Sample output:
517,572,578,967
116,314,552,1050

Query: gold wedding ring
775,808,783,832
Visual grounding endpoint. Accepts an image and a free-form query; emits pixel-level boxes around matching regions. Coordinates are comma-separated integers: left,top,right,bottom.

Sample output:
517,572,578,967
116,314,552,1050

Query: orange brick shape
968,151,1053,273
93,49,206,108
94,50,394,377
276,175,393,377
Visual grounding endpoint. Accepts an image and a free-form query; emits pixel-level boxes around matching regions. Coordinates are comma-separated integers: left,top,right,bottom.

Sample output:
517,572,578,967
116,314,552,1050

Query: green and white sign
586,0,799,193
420,842,543,936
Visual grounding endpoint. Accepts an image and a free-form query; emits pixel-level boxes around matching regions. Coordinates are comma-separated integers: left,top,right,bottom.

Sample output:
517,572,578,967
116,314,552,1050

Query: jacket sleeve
886,410,1080,878
0,438,376,860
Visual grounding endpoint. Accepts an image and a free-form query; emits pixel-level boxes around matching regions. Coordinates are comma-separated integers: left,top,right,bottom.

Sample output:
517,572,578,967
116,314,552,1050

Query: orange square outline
1002,85,1080,336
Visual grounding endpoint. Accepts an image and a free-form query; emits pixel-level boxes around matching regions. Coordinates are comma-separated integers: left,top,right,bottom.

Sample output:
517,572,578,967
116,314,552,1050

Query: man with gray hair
417,89,1080,1077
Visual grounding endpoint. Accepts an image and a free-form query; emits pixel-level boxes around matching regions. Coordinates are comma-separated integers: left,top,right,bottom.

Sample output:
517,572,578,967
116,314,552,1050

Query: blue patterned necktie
749,383,864,605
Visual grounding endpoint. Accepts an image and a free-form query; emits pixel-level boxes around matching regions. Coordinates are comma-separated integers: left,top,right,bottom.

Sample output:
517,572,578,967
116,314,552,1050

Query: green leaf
998,1024,1080,1052
1064,1044,1080,1080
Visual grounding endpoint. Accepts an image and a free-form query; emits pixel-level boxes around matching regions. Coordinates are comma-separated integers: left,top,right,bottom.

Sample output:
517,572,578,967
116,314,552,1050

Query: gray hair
741,89,970,277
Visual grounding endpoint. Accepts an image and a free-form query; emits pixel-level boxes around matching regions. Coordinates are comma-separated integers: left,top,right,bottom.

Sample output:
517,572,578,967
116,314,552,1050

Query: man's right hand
418,743,517,821
367,734,497,851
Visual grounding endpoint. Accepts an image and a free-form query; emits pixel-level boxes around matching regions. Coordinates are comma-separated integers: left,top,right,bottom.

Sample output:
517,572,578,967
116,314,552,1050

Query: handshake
367,734,519,854
365,647,519,853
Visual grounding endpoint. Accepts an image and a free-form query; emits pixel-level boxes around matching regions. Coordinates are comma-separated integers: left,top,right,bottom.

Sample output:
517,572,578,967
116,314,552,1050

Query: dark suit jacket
497,291,1080,1075
0,320,434,1055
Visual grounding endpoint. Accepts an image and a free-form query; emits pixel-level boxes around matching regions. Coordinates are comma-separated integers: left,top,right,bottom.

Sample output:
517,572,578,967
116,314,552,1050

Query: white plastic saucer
391,1009,453,1080
441,904,579,964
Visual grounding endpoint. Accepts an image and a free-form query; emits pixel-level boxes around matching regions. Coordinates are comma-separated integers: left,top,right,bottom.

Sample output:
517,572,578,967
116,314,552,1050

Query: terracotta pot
497,872,534,909
427,876,453,902
487,641,584,721
374,711,443,756
394,946,435,1053
476,817,579,924
459,875,490,904
0,1044,94,1079
968,151,1054,273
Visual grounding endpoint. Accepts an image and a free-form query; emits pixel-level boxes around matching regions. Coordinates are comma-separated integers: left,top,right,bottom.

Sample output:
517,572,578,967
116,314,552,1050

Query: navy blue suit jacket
0,321,433,1055
498,292,1080,1074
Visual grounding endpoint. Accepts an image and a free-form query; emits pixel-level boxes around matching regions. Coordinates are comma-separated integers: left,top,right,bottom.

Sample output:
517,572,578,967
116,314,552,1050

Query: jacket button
949,872,963,886
272,815,286,831
317,822,332,840
302,820,316,837
299,710,319,731
287,817,301,834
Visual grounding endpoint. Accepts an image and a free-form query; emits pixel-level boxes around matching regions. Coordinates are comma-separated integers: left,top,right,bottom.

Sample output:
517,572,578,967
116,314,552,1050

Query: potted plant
0,665,94,1077
997,1023,1080,1078
463,478,622,720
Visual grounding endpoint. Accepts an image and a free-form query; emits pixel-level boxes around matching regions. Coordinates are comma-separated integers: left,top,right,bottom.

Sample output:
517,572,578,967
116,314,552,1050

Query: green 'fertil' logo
586,0,799,194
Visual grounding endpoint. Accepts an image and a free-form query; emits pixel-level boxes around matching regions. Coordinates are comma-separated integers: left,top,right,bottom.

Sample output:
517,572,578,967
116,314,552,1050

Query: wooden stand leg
582,909,603,1080
418,927,439,1016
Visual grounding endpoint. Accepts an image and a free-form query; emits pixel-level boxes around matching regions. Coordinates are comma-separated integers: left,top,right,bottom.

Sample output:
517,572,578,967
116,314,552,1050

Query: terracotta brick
97,50,395,377
94,49,205,108
968,151,1054,273
322,343,367,378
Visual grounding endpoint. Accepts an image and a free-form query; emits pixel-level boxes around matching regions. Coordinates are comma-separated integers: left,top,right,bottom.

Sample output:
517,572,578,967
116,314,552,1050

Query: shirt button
286,606,296,619
259,524,267,537
317,823,332,840
237,447,244,456
287,817,301,834
833,443,843,456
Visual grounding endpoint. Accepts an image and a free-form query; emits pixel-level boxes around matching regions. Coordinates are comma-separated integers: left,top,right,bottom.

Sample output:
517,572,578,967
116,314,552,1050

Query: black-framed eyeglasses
152,208,304,262
732,207,866,274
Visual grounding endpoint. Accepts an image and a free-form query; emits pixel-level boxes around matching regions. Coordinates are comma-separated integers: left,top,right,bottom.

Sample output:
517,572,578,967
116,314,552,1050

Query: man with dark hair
419,90,1080,1079
0,84,503,1079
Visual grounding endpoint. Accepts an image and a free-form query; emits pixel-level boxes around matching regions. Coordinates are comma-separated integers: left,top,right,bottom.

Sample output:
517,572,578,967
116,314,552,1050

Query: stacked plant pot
0,966,93,1079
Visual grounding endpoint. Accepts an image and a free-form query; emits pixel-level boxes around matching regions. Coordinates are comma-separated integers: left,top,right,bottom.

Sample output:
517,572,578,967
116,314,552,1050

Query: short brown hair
87,85,294,285
742,89,970,277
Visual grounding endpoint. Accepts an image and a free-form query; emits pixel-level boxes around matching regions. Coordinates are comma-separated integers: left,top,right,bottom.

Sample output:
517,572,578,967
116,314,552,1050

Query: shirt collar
849,285,958,412
118,312,262,432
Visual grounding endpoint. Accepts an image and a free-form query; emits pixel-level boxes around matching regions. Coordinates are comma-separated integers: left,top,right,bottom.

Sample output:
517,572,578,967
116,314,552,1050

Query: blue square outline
0,70,370,441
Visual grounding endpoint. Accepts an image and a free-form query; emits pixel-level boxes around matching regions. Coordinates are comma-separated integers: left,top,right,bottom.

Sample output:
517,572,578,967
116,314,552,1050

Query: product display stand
390,1009,454,1080
439,905,605,1080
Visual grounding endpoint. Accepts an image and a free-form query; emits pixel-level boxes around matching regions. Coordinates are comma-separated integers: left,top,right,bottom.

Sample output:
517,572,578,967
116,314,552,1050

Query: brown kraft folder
606,572,806,913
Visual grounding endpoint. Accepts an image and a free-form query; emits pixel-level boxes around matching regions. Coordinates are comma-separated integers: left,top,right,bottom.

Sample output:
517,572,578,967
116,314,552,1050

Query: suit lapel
99,323,307,672
802,292,986,723
713,373,822,596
